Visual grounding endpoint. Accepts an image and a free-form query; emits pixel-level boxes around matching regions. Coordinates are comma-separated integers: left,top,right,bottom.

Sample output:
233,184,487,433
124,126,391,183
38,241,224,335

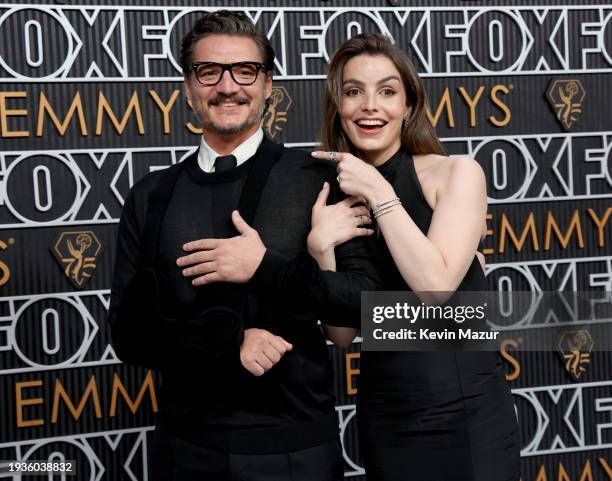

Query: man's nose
216,69,240,94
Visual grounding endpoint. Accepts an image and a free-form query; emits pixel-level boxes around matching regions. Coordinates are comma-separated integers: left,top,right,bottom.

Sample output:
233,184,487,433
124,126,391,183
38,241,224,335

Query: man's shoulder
128,161,184,200
275,144,335,176
278,144,309,160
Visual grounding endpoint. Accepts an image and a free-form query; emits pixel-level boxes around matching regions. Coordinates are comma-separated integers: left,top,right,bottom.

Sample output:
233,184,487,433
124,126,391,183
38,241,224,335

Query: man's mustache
208,95,250,106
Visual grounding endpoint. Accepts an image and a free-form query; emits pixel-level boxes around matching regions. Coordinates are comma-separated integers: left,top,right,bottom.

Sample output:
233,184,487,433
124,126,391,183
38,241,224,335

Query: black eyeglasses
190,61,269,86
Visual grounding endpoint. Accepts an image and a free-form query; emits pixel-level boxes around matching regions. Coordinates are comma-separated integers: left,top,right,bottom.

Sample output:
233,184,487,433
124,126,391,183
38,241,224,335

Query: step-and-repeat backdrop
0,1,611,479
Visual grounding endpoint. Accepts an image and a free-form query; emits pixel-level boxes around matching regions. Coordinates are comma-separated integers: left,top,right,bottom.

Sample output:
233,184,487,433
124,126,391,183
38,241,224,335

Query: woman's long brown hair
320,33,446,157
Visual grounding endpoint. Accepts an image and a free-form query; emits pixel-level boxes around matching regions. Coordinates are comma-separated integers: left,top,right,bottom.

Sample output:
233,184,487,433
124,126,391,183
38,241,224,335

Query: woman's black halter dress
357,149,520,481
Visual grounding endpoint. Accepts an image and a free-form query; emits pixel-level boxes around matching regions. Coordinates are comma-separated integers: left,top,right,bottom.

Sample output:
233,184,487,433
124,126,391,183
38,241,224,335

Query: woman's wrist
315,248,336,271
307,231,334,257
308,238,336,270
366,178,397,208
310,244,335,259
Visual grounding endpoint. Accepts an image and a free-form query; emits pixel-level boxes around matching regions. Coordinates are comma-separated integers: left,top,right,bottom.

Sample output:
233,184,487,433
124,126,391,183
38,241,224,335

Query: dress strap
403,150,433,214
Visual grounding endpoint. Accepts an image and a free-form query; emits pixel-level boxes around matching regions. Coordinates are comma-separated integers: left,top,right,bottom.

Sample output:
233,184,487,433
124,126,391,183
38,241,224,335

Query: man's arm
176,187,383,329
107,184,246,369
177,211,382,328
107,187,159,367
250,224,382,328
251,174,382,327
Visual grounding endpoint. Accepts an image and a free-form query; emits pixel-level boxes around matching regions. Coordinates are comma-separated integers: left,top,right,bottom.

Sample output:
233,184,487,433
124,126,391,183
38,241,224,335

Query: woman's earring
402,112,410,130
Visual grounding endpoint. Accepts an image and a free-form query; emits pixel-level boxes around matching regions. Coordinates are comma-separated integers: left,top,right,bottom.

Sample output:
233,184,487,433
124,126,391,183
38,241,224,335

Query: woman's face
339,54,409,166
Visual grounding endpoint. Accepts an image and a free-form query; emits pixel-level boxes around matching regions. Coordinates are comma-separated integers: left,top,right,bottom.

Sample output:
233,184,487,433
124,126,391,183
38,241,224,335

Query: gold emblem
546,79,585,130
0,239,12,287
52,231,102,288
263,86,292,139
558,330,593,380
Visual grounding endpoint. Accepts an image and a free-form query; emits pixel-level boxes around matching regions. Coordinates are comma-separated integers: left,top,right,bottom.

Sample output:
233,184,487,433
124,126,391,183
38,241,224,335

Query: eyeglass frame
190,61,271,86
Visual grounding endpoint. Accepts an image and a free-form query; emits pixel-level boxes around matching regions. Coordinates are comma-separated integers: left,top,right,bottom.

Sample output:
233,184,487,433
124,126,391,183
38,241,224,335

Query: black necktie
214,155,237,172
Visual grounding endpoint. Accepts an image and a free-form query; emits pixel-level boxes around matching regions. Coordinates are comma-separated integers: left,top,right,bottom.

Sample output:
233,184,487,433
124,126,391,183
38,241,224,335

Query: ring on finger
329,151,337,161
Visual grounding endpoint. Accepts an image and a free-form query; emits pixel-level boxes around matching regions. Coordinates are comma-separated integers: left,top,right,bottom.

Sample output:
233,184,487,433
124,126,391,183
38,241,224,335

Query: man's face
184,35,272,138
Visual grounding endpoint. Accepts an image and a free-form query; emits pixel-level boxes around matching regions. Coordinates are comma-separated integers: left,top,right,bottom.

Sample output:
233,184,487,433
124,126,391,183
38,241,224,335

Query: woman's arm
312,151,487,300
370,157,486,297
323,325,358,348
307,182,369,347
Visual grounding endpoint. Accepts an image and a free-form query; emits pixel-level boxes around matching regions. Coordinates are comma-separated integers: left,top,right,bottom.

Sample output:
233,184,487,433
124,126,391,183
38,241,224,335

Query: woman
308,34,520,481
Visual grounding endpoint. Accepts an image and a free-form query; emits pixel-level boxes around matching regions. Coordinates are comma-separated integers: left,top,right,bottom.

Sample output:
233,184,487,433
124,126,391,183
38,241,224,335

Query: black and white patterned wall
0,1,611,479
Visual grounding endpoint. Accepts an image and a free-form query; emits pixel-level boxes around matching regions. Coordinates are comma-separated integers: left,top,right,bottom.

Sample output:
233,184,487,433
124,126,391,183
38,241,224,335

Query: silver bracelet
374,206,395,219
373,197,400,210
374,205,398,219
372,199,402,218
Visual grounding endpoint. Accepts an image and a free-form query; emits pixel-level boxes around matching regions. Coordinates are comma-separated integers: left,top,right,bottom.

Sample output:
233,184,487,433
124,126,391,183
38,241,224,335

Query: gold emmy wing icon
52,231,102,288
546,79,586,130
263,86,293,139
558,330,593,380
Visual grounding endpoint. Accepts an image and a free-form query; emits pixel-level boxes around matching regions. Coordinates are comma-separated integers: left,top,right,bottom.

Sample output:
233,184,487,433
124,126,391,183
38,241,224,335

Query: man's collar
197,128,264,173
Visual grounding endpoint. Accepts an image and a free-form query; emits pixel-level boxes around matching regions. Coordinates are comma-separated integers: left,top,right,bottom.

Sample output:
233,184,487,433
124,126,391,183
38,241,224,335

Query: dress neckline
374,148,432,214
375,148,404,181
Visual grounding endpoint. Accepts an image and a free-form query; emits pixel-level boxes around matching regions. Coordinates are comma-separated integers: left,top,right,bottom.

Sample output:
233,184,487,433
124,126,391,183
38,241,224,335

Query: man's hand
240,328,293,376
177,210,266,285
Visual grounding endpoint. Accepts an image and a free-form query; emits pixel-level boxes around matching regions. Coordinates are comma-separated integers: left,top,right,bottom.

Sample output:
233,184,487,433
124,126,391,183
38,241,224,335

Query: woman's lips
354,120,386,135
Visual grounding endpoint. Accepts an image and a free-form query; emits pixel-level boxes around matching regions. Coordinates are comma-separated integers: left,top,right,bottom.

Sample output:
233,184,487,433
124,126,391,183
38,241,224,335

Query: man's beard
200,95,265,135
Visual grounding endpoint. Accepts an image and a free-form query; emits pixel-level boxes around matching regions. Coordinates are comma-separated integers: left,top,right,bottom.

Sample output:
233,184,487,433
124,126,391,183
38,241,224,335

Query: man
108,10,379,481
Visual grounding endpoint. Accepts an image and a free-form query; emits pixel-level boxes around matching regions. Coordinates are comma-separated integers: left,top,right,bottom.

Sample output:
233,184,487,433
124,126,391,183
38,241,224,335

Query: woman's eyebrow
376,75,401,84
342,78,365,86
342,75,401,86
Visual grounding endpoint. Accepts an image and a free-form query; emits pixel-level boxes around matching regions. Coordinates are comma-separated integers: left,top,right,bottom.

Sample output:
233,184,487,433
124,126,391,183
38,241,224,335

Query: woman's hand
307,182,373,269
311,151,395,206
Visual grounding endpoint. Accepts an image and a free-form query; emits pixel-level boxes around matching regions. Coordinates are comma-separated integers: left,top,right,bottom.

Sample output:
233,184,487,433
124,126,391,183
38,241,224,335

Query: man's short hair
180,10,275,76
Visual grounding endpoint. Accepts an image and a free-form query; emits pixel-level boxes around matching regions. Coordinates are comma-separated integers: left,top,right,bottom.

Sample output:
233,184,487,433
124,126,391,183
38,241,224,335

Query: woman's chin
352,143,396,164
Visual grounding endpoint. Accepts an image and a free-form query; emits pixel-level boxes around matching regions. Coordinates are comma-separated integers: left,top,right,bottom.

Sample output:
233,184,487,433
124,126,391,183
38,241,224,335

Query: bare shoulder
412,153,446,174
448,156,485,184
413,154,484,207
416,153,480,176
